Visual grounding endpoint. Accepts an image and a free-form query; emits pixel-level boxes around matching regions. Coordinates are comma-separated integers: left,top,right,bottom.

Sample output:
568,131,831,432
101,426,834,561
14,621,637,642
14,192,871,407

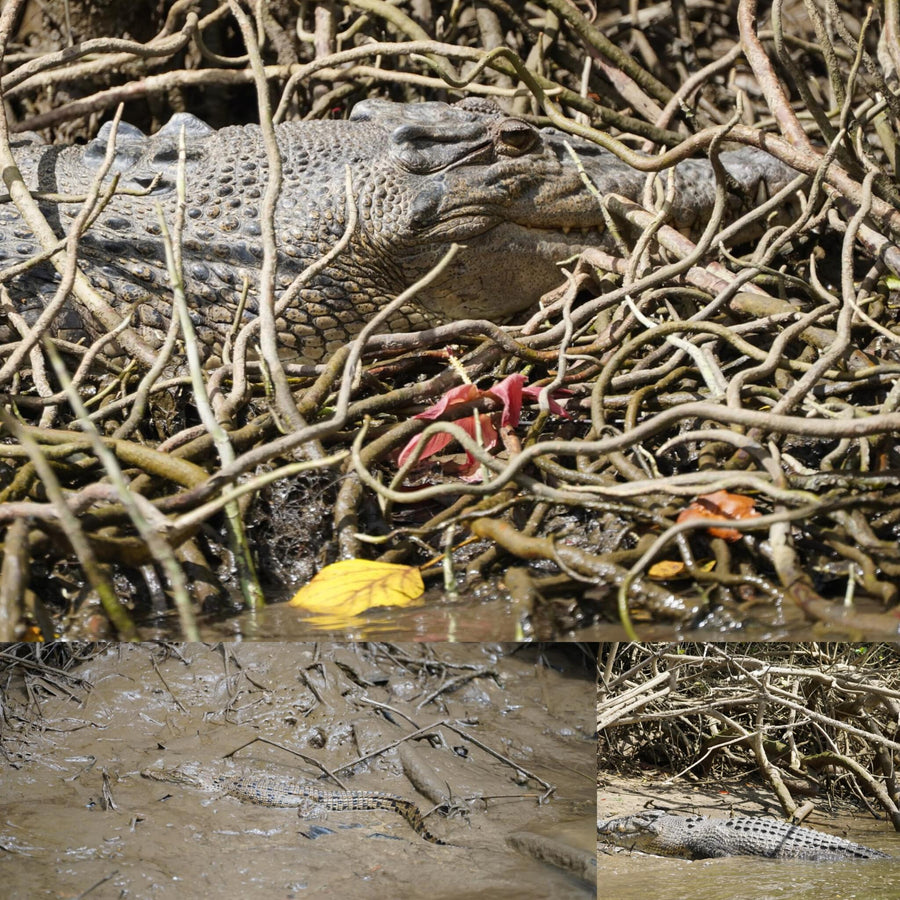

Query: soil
0,642,595,899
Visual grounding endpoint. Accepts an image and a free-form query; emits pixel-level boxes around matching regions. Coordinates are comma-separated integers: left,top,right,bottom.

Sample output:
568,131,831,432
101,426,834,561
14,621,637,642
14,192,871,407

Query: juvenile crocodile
141,762,446,844
0,99,800,364
597,810,892,861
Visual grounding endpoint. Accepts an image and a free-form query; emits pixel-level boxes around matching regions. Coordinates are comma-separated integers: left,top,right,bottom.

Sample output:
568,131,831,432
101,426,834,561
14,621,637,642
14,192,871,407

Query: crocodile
597,810,892,861
0,99,800,365
141,762,446,844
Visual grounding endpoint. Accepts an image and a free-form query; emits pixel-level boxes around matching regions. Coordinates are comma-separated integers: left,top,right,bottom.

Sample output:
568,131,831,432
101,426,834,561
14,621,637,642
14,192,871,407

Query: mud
0,643,595,899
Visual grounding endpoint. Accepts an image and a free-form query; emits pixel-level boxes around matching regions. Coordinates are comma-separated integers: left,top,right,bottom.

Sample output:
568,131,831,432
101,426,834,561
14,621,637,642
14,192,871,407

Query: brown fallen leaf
288,559,425,618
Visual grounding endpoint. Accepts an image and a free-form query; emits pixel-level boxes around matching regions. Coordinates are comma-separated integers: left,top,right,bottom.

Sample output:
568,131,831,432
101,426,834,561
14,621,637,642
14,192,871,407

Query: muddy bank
1,643,596,899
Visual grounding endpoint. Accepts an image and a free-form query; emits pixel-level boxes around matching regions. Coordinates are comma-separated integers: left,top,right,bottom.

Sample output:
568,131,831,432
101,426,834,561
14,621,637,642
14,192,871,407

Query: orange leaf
289,560,425,618
699,490,758,519
677,490,760,542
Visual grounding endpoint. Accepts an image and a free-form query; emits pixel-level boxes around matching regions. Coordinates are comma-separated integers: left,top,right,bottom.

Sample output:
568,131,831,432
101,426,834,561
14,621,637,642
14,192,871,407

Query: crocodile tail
372,797,446,844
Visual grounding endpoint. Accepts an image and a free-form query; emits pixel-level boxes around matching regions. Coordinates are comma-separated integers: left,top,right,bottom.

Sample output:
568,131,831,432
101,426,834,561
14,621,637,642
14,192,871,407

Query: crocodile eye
497,120,538,156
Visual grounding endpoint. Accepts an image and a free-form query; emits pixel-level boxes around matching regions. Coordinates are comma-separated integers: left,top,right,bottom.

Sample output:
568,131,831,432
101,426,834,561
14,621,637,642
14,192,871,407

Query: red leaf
521,383,571,418
398,374,568,472
397,429,455,467
397,412,498,468
413,383,480,421
486,373,527,427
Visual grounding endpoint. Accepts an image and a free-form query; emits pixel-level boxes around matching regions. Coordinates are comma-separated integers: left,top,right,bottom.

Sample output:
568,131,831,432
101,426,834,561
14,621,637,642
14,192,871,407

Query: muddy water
142,588,603,643
596,852,900,900
0,643,595,899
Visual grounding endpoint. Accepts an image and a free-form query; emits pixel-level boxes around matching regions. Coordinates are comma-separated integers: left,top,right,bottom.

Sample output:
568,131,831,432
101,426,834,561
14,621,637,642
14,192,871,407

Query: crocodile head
350,99,634,321
598,810,682,854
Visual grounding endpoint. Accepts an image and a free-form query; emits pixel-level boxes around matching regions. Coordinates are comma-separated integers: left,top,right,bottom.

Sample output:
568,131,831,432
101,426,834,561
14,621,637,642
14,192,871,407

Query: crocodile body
597,811,891,861
141,762,445,844
0,99,800,365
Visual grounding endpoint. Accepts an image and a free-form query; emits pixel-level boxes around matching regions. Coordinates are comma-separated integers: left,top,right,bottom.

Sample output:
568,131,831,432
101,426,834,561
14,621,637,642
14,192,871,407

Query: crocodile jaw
418,221,608,320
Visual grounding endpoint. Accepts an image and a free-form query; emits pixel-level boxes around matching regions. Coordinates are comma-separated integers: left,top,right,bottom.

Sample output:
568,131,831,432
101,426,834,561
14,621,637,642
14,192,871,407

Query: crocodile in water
142,762,446,844
597,810,891,861
1,99,800,364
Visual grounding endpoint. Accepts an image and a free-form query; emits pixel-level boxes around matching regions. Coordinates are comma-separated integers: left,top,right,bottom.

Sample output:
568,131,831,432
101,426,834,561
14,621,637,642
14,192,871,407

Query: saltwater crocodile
597,810,892,861
0,99,800,364
141,762,446,844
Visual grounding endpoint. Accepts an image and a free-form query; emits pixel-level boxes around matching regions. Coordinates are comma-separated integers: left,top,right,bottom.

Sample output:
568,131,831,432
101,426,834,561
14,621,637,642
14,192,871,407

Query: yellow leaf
648,559,716,581
288,559,425,618
648,560,687,579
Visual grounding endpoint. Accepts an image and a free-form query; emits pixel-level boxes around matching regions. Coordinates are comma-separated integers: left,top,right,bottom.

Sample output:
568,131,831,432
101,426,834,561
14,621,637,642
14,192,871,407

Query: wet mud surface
1,643,595,899
597,775,900,900
184,589,604,643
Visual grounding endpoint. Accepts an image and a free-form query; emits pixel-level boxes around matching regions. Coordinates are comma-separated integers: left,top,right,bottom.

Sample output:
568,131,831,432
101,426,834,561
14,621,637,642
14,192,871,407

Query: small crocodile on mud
597,810,892,861
141,762,446,844
1,99,800,365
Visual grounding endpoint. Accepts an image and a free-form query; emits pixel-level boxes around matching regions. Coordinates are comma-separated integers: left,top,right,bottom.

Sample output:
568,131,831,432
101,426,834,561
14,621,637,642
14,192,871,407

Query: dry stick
738,0,815,151
167,451,347,541
331,721,452,775
0,517,28,641
767,174,878,617
12,68,275,134
345,0,431,41
218,169,357,424
156,125,262,613
149,653,187,714
13,424,208,488
737,681,900,754
770,176,874,419
766,35,875,421
207,246,474,489
308,62,525,98
1,13,199,93
416,669,496,710
111,307,184,439
590,319,843,440
0,406,138,639
539,0,672,105
443,721,555,799
800,0,847,110
334,243,461,423
44,342,200,641
771,0,838,146
349,398,900,511
751,678,798,816
222,737,351,790
646,40,745,145
228,0,303,433
825,0,900,124
0,105,130,387
804,750,900,823
0,3,155,368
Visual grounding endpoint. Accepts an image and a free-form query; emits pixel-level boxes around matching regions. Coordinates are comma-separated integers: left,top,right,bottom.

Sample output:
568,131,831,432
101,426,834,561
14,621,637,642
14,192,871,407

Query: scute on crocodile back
0,101,803,366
